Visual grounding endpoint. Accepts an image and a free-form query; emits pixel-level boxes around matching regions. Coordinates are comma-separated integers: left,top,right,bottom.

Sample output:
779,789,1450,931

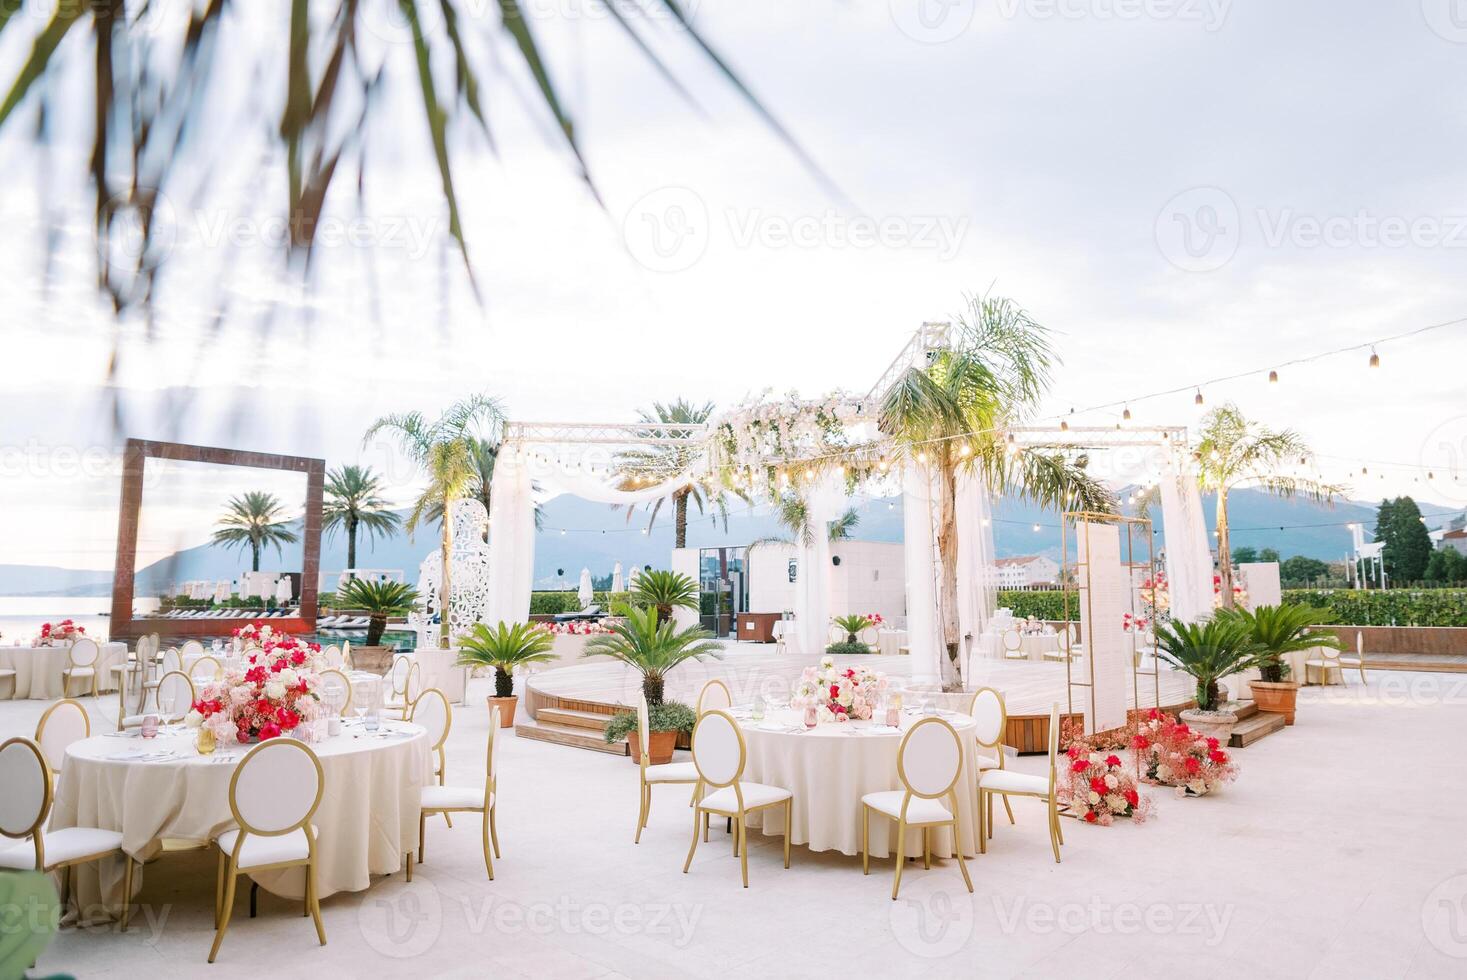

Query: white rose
1105,794,1126,810
264,681,286,701
278,668,298,687
1104,774,1118,790
185,709,203,728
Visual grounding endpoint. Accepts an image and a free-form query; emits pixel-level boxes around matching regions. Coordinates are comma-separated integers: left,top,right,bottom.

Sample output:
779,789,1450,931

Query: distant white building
1442,528,1467,556
989,555,1060,590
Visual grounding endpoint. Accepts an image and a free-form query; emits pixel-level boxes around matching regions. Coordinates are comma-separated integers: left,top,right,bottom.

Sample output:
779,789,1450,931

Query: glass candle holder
141,714,159,739
803,705,817,728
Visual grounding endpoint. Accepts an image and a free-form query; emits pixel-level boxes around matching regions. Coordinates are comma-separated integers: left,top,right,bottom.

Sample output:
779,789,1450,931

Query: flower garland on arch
710,389,875,497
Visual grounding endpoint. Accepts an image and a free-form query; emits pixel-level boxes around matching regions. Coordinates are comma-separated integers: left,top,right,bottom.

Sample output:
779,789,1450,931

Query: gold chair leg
418,811,426,864
862,806,870,875
1002,794,1015,825
738,817,749,888
489,806,501,859
405,850,413,882
682,807,702,873
209,870,238,963
489,809,501,880
702,811,709,843
923,828,931,870
953,827,974,893
308,862,326,945
1048,801,1062,864
635,782,649,844
732,817,739,856
891,819,906,900
783,800,791,869
978,791,987,855
120,858,134,931
444,812,453,828
214,848,224,929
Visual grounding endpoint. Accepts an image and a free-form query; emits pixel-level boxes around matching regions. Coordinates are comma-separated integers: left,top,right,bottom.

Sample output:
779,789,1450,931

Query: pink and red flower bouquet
1057,744,1154,825
190,624,326,744
537,621,614,636
1132,708,1238,796
35,619,86,646
793,656,888,722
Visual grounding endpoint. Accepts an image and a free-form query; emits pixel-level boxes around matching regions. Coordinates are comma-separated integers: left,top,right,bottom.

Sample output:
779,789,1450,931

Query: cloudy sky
2,0,1466,571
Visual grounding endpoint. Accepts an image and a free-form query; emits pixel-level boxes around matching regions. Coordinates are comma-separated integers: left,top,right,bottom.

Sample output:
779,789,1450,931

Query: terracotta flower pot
1180,707,1238,743
351,645,395,675
487,695,518,728
1249,680,1299,725
628,729,678,766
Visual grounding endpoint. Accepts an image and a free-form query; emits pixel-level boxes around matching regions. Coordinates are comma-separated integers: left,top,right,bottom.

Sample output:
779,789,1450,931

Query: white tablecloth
736,708,982,858
0,642,128,699
51,722,431,918
876,630,909,657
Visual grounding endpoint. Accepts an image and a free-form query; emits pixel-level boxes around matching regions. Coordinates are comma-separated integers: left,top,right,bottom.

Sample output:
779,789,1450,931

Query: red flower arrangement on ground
1132,708,1238,796
189,623,325,744
1057,743,1154,825
36,619,86,646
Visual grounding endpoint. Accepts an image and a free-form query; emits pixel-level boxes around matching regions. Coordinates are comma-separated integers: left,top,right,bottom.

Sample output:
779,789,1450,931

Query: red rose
258,722,281,740
291,650,306,666
1209,750,1228,764
1071,759,1090,773
1132,734,1150,750
1105,754,1122,768
1123,788,1139,806
1089,776,1107,794
276,708,300,729
1205,737,1219,750
829,685,840,699
1184,757,1201,774
245,666,266,684
1084,811,1097,823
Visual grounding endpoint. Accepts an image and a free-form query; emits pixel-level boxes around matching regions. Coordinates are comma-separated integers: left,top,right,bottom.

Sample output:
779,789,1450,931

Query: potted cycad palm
334,579,421,674
585,606,721,764
455,622,558,727
627,569,699,622
828,613,876,655
1153,618,1266,742
1220,604,1338,724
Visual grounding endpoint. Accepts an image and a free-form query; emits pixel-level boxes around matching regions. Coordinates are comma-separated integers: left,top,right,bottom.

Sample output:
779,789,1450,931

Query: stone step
1228,710,1285,748
1231,700,1258,721
514,719,627,755
538,707,614,732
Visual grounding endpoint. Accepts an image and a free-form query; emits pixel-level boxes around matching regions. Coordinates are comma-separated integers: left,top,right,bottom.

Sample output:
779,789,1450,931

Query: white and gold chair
410,688,452,788
109,635,149,702
121,670,194,730
189,655,222,683
1306,632,1366,685
180,639,205,663
634,693,699,843
977,703,1063,863
61,637,101,699
695,679,732,715
341,640,353,671
317,669,353,717
322,645,344,669
136,645,183,716
1001,629,1026,661
414,706,500,881
35,698,90,787
0,737,135,927
683,709,792,888
967,687,1015,828
209,738,326,962
860,717,974,900
383,656,420,720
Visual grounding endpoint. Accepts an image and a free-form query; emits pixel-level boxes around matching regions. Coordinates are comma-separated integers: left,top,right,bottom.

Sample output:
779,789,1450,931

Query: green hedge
996,590,1075,622
1280,589,1467,627
529,591,633,615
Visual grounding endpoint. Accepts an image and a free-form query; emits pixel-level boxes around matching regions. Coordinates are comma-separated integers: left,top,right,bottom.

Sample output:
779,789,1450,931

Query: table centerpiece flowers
35,619,86,646
793,655,887,722
1131,708,1238,797
188,626,326,744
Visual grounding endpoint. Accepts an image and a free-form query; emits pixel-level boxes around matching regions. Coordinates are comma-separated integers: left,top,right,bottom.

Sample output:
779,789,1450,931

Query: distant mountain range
5,489,1463,597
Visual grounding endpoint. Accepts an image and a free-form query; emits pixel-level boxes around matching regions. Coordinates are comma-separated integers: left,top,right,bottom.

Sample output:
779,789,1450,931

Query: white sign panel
1238,562,1282,610
1077,522,1129,735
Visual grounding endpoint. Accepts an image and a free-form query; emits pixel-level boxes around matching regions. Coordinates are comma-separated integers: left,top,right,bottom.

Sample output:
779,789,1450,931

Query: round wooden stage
523,645,1196,753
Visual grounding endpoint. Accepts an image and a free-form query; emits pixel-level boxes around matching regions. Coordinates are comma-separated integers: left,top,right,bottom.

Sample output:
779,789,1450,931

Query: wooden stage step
537,707,613,732
515,717,627,755
1228,704,1285,748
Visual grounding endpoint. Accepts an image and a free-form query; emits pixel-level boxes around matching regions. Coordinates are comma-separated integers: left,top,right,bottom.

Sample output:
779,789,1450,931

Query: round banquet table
0,641,128,699
733,707,983,858
50,721,430,919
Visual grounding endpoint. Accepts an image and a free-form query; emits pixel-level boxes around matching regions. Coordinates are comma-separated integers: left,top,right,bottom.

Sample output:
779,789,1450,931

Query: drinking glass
751,695,765,723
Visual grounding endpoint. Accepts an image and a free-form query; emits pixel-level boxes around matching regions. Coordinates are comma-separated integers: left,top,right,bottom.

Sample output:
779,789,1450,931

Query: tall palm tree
1187,404,1340,610
323,465,402,572
749,491,860,548
879,295,1113,686
615,399,737,549
424,437,543,540
212,492,299,573
364,395,505,647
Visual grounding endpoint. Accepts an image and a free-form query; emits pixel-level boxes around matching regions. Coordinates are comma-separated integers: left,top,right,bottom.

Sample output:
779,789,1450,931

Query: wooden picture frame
109,439,324,642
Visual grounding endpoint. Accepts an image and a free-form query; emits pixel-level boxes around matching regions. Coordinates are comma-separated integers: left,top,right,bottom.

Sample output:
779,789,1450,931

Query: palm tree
334,579,421,648
323,465,402,572
1182,404,1340,611
1153,618,1265,711
455,622,558,699
749,491,860,548
1218,604,1340,683
628,570,700,622
583,606,722,705
212,492,299,573
879,295,1113,686
364,395,505,648
614,399,736,549
424,437,543,540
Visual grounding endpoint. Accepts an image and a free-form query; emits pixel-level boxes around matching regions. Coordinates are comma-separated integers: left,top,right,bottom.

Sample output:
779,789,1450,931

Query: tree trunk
674,490,688,549
494,666,514,698
366,613,386,647
934,454,962,690
440,498,452,649
251,540,261,572
1215,489,1234,611
346,514,358,571
643,674,664,706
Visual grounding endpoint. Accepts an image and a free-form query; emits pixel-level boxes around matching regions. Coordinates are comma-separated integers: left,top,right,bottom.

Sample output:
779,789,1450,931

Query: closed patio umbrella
611,562,624,593
578,568,594,609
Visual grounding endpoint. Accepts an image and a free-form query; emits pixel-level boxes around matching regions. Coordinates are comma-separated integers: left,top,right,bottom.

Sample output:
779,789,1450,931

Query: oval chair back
180,639,205,661
1045,703,1060,797
387,655,412,697
156,670,196,722
189,656,222,683
68,637,100,669
240,643,262,658
897,718,964,801
160,647,183,675
636,693,654,773
322,645,344,669
341,640,352,671
317,669,353,717
1002,629,1022,654
0,738,50,866
229,739,324,838
967,687,1007,754
35,699,90,777
695,679,732,716
410,688,452,781
402,661,423,708
146,633,161,656
485,705,500,809
689,710,745,791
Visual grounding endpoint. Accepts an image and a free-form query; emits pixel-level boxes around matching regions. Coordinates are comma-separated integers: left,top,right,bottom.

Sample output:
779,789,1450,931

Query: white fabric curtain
1159,453,1214,623
902,464,943,685
486,448,536,626
954,467,997,683
792,478,839,657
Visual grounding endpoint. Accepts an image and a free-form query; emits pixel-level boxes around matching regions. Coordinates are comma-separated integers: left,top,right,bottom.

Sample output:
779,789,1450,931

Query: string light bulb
1122,405,1132,421
878,459,889,472
959,443,971,457
1369,347,1380,368
1194,389,1205,406
917,451,928,464
1032,523,1041,533
1268,369,1278,384
1060,419,1069,431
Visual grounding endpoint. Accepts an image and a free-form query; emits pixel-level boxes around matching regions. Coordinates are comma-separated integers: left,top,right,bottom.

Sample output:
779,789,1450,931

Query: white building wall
746,540,906,622
669,547,701,630
747,544,798,615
